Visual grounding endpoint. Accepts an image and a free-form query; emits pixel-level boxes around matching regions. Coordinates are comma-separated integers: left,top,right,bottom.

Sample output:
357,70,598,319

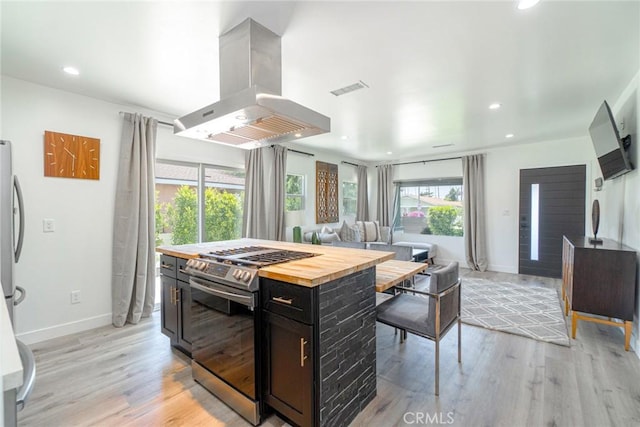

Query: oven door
190,277,258,400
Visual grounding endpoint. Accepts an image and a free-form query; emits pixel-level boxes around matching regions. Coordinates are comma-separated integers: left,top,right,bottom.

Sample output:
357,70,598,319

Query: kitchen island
156,239,394,427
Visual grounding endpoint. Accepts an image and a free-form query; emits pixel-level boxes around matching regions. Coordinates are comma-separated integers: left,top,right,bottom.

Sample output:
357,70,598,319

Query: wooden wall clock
44,131,100,180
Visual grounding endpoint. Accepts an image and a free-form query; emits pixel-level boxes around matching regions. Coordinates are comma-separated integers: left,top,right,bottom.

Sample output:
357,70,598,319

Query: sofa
302,220,437,264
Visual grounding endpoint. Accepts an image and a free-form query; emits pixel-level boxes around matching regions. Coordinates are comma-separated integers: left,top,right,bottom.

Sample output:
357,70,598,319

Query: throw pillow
339,220,361,242
356,220,381,242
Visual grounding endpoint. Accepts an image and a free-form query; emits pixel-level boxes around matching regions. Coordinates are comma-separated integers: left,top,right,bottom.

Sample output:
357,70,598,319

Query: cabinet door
177,280,192,352
264,311,314,427
161,275,178,340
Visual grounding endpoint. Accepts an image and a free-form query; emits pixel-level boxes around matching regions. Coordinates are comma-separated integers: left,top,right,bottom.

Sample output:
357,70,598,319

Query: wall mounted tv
588,100,634,180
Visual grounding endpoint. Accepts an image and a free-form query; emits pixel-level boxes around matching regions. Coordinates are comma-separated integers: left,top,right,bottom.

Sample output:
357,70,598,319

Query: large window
396,178,464,237
286,174,305,211
155,161,245,245
342,181,357,216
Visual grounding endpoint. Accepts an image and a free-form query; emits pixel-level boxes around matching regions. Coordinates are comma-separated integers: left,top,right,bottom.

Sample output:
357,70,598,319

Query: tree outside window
342,181,357,216
286,174,305,211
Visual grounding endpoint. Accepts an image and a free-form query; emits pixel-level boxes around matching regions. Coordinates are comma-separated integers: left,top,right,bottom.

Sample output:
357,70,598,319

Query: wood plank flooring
18,269,640,426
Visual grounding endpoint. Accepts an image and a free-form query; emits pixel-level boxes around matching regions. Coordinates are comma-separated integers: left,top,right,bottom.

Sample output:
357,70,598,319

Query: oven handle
189,278,256,308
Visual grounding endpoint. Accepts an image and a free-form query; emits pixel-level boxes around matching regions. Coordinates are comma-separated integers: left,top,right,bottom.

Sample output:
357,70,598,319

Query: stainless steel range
185,245,315,426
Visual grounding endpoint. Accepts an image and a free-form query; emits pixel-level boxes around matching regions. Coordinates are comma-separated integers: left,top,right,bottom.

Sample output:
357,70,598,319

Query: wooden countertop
375,260,428,292
156,239,394,287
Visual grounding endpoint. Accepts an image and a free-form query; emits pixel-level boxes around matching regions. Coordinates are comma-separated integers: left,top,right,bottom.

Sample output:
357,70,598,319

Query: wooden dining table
375,259,429,293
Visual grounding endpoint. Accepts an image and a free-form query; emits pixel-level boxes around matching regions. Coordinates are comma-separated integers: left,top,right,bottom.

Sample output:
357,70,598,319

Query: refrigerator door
0,140,14,300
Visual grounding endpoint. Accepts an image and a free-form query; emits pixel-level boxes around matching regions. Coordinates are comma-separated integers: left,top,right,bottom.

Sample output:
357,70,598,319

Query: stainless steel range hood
174,19,330,149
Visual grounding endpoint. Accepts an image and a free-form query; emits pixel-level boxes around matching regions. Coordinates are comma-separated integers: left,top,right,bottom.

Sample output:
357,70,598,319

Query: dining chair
375,261,461,395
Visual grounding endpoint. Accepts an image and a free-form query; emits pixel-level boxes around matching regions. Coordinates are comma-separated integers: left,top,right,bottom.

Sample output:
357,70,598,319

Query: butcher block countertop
156,238,394,287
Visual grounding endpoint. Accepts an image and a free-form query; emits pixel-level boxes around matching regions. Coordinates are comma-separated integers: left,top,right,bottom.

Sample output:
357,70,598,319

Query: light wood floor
18,269,640,427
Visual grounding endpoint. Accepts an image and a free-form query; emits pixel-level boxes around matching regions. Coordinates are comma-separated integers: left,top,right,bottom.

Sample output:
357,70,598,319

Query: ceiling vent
330,80,369,96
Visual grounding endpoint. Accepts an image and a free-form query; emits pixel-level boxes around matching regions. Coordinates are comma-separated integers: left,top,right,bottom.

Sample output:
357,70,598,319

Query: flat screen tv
588,100,634,180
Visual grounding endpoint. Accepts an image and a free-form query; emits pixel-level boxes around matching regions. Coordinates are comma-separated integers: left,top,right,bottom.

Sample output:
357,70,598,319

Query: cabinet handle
169,286,175,305
161,263,174,269
300,338,308,367
273,296,293,305
174,288,180,304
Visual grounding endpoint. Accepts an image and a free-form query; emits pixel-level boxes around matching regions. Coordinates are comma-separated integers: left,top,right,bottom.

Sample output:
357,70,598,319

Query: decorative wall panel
316,161,339,223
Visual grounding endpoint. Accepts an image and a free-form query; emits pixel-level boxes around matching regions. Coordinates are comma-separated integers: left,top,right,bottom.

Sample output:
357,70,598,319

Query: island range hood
174,18,330,149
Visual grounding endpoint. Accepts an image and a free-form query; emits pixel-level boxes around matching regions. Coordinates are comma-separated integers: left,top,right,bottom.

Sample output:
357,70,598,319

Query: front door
519,165,586,278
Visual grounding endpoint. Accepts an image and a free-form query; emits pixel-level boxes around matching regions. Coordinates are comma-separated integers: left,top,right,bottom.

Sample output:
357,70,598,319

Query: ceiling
2,1,639,162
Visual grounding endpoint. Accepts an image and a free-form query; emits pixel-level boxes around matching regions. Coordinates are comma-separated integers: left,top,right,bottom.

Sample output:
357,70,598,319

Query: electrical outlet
71,290,81,304
43,218,55,232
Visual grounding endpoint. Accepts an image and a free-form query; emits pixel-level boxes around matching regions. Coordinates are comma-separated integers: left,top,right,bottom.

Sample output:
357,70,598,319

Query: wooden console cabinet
562,235,637,350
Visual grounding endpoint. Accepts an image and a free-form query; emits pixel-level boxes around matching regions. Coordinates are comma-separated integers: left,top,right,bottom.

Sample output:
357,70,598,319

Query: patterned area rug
461,277,570,346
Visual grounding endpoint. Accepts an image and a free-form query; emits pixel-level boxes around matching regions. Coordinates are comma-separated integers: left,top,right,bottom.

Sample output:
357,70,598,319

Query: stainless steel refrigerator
1,140,35,426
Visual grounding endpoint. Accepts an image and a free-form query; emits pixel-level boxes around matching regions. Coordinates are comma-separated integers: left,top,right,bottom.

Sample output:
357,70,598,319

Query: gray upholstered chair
367,243,413,261
376,261,461,395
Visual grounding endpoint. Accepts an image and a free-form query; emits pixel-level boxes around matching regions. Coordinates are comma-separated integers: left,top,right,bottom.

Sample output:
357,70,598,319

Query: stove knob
242,271,252,282
186,259,194,267
232,269,241,279
198,261,207,270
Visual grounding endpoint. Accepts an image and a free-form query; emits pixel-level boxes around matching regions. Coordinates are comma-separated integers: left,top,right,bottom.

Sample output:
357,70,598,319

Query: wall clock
44,131,100,180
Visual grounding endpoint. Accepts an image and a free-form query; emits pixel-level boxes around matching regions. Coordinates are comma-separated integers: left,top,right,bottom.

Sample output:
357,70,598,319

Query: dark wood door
519,165,586,278
161,275,178,340
263,311,313,427
177,280,192,351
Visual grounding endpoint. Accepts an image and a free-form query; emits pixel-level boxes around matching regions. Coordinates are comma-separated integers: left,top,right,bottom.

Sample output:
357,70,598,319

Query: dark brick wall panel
317,267,376,426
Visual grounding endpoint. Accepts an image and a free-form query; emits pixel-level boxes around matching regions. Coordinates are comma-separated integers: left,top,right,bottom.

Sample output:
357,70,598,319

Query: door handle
14,176,24,262
300,338,308,367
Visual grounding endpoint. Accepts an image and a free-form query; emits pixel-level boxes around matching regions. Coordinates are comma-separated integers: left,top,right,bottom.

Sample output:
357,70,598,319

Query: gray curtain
243,147,268,239
273,145,288,241
463,154,488,271
356,165,369,221
376,164,394,226
112,113,157,327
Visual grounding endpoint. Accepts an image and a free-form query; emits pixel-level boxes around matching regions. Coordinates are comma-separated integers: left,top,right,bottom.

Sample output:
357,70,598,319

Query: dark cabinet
562,235,637,350
263,311,314,427
159,254,192,355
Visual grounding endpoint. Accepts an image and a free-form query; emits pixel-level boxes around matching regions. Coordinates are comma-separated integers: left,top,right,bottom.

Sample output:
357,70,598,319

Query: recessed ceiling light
294,133,302,138
386,151,392,155
341,135,349,140
489,103,501,110
517,0,540,10
505,133,515,138
62,66,80,76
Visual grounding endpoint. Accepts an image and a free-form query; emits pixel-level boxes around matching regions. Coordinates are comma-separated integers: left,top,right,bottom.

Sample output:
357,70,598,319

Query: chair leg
458,318,462,363
435,340,440,396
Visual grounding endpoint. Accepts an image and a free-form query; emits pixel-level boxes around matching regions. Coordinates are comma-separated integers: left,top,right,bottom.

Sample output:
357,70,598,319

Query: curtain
376,164,394,226
112,113,157,327
356,165,369,221
243,147,268,239
273,145,288,241
462,154,488,271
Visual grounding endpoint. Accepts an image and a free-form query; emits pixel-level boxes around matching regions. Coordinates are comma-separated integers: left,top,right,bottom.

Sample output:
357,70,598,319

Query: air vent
432,143,454,149
330,80,369,96
207,116,308,145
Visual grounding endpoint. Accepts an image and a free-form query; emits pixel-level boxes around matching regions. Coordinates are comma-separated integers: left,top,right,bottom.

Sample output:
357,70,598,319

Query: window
286,174,305,211
395,178,464,237
342,181,357,216
155,161,245,245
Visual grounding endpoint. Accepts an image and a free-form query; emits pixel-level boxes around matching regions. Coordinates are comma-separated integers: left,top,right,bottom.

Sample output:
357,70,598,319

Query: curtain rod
341,161,362,167
269,145,314,157
376,156,462,167
119,111,173,127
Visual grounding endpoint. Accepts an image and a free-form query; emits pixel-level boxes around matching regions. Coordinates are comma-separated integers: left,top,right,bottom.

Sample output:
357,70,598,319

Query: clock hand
63,147,76,159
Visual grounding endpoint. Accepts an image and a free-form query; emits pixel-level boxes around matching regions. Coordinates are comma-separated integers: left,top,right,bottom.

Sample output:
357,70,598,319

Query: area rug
461,277,570,347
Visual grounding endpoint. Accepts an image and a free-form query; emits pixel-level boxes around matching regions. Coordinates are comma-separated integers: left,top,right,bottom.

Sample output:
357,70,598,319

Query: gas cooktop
201,245,317,268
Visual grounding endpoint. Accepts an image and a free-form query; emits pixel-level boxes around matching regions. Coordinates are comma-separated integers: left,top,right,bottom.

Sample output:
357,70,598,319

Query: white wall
284,146,362,238
1,76,243,343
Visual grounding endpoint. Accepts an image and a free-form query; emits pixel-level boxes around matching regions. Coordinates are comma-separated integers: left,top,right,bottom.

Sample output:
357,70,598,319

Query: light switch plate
43,218,55,232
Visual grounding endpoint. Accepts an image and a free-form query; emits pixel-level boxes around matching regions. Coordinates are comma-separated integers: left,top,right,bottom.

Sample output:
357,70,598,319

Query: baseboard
16,313,112,345
487,263,518,274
